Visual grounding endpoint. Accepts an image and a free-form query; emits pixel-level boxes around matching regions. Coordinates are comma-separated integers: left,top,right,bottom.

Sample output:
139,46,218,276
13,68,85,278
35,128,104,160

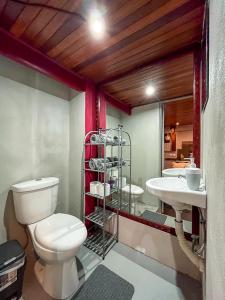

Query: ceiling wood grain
0,0,205,107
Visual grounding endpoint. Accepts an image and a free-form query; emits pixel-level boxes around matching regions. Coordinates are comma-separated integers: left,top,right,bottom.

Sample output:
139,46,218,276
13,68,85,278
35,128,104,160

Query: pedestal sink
146,177,206,272
162,168,186,177
146,177,206,210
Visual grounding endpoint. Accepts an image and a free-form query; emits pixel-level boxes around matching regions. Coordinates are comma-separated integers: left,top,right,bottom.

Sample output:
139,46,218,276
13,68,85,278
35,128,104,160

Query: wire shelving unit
82,125,131,258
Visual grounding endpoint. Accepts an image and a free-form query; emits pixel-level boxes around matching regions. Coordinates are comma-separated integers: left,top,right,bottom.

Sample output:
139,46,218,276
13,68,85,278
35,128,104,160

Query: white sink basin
146,177,206,210
162,168,186,177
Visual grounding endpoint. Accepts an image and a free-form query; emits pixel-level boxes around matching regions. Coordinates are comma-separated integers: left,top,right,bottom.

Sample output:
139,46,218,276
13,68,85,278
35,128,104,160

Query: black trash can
0,240,26,300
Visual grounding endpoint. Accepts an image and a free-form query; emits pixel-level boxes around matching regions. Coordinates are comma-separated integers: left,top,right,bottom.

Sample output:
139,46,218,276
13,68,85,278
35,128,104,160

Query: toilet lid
122,184,144,195
34,213,87,252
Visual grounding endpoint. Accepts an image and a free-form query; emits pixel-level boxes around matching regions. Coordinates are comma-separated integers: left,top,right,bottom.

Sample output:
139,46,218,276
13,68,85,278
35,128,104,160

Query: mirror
106,98,194,234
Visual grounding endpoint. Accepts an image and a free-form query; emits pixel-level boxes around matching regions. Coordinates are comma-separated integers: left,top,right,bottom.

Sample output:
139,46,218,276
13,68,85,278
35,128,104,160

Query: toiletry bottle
188,153,196,168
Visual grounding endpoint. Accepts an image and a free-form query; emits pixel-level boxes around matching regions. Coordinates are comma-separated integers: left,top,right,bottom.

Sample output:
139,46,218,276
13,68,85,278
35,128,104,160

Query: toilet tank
11,177,59,225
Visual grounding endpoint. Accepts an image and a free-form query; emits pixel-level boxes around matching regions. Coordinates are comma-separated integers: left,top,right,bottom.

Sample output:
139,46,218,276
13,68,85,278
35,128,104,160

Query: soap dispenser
185,154,201,190
189,156,196,168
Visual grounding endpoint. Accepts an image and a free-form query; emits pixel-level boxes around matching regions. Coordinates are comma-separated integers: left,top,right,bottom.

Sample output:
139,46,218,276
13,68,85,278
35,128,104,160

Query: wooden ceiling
102,51,194,107
0,0,205,107
164,97,193,126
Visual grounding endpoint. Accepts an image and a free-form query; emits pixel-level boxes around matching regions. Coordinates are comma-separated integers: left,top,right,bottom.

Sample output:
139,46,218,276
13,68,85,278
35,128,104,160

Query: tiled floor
22,242,201,300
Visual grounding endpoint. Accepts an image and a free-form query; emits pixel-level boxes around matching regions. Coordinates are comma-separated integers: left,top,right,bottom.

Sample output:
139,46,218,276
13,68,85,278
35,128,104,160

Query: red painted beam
192,46,201,236
0,28,85,92
85,80,97,223
102,90,132,115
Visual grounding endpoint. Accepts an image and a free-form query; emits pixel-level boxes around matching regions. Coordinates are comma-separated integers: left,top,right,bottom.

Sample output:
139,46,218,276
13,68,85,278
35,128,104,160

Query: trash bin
0,240,26,300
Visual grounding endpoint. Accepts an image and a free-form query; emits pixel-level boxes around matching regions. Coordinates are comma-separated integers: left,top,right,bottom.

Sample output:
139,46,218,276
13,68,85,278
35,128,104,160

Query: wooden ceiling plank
73,26,201,82
33,0,83,49
61,6,202,69
82,20,201,79
79,31,197,82
21,0,69,43
45,0,137,58
104,62,193,89
104,62,193,91
47,0,151,61
0,0,28,30
106,72,193,96
103,53,193,86
53,0,189,67
109,78,193,102
10,0,48,37
72,0,203,72
79,7,203,72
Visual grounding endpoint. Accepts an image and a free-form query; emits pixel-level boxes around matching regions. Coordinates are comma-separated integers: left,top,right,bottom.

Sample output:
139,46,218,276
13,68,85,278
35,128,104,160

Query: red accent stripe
192,47,201,235
0,28,85,91
98,92,107,130
107,206,192,241
85,80,97,221
102,91,132,115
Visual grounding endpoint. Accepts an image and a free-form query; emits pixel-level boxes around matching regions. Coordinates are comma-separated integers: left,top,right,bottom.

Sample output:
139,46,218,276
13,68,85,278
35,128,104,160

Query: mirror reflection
106,98,194,233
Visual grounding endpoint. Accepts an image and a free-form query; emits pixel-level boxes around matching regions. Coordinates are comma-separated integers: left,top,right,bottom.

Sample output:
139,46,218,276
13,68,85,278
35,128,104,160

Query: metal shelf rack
82,125,131,259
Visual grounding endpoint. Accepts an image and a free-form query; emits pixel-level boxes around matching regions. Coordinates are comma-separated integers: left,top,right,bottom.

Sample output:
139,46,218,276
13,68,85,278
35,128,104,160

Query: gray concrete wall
203,1,225,299
69,93,85,218
0,75,70,245
121,104,161,207
0,55,79,100
106,103,161,207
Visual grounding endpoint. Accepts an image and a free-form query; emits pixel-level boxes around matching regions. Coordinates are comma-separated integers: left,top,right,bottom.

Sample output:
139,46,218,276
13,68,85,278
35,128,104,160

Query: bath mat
73,265,134,300
141,210,167,224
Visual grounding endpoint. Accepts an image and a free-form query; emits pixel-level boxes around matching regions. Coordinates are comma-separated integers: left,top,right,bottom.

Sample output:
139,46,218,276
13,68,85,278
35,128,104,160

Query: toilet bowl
11,177,87,300
28,213,87,299
122,184,144,213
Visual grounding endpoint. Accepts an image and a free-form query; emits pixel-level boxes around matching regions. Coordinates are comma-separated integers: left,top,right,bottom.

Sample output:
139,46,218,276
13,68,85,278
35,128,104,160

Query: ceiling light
176,122,180,126
145,85,155,96
89,9,105,39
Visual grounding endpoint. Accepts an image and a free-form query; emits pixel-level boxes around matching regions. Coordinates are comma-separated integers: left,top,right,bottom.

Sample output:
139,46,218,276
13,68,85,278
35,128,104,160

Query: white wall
0,76,70,244
203,1,225,299
69,93,85,218
0,55,77,100
121,104,161,206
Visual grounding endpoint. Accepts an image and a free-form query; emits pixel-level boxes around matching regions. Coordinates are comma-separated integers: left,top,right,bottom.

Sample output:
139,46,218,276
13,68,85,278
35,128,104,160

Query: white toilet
122,184,144,213
11,177,87,300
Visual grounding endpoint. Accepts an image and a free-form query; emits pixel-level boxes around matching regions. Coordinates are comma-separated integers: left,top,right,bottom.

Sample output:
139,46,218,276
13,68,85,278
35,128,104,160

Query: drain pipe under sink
175,210,204,273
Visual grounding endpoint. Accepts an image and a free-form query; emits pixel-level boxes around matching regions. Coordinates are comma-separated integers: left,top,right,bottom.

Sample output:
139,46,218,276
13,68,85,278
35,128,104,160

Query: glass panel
106,99,194,234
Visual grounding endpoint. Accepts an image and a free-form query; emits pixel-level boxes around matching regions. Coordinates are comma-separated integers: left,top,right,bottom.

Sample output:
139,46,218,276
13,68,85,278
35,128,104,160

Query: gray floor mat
73,264,134,300
141,210,167,224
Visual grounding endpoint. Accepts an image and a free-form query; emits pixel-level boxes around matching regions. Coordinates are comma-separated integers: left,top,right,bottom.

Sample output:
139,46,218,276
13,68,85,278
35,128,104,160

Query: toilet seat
34,213,87,252
122,184,144,195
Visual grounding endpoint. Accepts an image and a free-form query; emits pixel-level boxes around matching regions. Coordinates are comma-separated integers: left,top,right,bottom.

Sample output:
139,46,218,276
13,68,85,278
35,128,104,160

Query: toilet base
34,257,79,299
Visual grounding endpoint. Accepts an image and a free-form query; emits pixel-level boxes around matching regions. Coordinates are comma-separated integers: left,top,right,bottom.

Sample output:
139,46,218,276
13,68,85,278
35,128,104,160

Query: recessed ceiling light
89,9,105,39
145,85,155,96
176,122,180,126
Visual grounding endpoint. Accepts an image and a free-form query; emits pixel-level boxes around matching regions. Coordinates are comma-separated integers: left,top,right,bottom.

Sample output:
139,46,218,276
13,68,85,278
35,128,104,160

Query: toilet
122,184,144,213
11,177,87,300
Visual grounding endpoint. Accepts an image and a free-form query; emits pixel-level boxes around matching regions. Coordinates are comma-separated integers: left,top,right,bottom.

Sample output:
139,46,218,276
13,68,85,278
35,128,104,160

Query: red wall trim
0,28,85,92
85,80,97,220
98,91,107,129
192,47,201,235
103,91,132,115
